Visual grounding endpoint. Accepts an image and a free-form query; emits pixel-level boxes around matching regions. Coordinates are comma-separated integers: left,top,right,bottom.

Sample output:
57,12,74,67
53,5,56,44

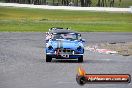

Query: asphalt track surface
0,32,132,88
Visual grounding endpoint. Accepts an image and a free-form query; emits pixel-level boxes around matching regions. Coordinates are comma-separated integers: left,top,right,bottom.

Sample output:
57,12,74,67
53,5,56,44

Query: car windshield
52,33,78,40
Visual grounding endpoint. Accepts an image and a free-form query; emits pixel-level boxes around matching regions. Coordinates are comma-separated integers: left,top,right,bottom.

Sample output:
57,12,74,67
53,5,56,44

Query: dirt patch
87,42,132,56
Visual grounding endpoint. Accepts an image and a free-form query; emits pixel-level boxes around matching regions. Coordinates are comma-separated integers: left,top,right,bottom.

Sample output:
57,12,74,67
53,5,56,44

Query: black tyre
46,55,52,62
78,55,83,62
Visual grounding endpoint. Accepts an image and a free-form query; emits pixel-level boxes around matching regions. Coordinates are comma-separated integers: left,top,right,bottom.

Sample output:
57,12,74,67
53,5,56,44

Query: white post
130,6,132,13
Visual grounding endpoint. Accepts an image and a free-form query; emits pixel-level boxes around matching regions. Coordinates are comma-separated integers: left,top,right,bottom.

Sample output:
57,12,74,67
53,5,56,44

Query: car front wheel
78,55,83,62
46,55,52,62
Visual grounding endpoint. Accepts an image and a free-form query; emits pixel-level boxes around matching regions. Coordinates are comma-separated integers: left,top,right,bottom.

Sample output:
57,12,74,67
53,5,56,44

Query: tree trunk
101,0,104,7
80,0,85,7
119,0,121,6
97,0,100,6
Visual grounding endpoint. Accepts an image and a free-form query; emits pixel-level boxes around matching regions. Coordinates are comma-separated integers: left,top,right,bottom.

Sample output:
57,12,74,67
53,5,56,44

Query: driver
53,34,63,39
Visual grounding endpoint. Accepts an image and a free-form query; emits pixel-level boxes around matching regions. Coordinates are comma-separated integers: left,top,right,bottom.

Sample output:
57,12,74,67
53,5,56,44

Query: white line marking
85,46,118,54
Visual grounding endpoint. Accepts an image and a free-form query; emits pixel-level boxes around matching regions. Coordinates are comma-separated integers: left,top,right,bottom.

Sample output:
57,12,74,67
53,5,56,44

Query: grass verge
0,6,132,32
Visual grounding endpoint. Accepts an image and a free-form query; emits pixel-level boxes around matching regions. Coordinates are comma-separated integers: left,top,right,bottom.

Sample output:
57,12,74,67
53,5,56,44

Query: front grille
63,49,72,52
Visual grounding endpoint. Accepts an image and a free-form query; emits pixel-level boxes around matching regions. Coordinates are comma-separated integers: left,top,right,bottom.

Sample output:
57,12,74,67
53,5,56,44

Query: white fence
0,3,131,13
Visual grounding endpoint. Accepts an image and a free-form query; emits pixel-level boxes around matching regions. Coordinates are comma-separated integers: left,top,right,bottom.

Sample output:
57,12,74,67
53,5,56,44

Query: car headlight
48,46,53,50
77,46,82,51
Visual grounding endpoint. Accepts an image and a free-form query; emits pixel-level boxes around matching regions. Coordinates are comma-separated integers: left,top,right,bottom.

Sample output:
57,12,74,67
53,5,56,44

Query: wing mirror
80,39,85,43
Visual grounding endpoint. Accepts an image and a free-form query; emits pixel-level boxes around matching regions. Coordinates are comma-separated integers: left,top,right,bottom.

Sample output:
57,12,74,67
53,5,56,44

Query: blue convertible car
46,27,85,62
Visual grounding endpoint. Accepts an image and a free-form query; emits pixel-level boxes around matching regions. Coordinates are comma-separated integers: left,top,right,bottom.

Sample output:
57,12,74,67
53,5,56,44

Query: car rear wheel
78,55,83,62
46,55,52,62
